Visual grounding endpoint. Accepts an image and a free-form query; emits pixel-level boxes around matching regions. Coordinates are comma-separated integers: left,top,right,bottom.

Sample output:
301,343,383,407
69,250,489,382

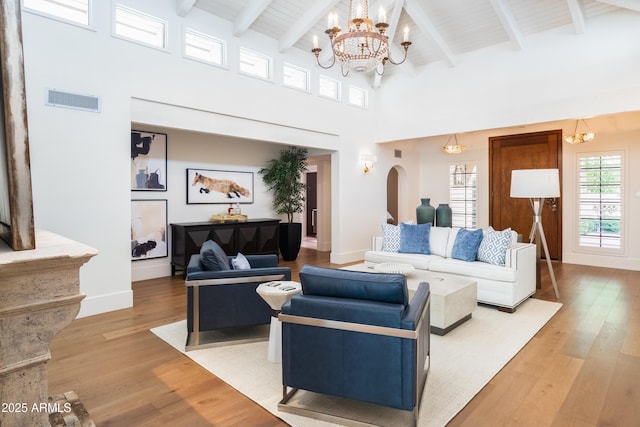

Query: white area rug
151,298,561,427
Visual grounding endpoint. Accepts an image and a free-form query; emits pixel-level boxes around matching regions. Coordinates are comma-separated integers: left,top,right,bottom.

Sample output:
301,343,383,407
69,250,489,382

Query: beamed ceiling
181,0,640,79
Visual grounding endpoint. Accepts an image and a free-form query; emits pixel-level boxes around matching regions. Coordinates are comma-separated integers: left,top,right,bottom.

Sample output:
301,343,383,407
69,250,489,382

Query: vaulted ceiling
181,0,640,76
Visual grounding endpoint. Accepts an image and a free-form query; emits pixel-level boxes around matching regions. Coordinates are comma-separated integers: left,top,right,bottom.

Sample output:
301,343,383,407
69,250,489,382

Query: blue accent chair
185,253,291,350
279,265,431,426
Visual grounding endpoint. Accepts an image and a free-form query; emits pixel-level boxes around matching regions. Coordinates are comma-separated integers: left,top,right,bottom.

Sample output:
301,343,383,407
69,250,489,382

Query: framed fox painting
186,168,254,204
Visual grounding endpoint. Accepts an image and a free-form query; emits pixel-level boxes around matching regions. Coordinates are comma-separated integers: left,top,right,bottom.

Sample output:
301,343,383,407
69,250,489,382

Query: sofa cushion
231,252,251,270
364,250,434,270
399,222,431,254
200,240,230,271
429,227,450,257
446,227,461,258
429,258,517,282
477,227,512,266
451,228,484,262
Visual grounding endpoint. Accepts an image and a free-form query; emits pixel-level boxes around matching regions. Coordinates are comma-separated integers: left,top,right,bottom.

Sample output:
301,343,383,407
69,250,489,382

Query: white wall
21,1,380,316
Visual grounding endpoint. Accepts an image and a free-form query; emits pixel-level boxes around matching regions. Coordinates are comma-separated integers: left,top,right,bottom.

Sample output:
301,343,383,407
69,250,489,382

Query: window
348,85,368,108
183,28,225,66
283,63,310,92
23,0,90,26
239,48,272,80
449,163,477,228
114,4,167,49
578,153,622,251
319,75,341,100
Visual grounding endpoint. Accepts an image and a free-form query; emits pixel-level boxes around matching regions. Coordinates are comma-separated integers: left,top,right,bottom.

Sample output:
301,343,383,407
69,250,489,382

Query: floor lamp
510,169,560,299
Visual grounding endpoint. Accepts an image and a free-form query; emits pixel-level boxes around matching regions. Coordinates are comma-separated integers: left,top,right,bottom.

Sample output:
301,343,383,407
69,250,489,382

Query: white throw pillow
429,227,450,257
477,227,512,266
231,252,251,270
445,227,461,258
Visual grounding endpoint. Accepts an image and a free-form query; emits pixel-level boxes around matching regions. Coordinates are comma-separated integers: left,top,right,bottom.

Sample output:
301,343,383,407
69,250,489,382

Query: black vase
436,203,452,227
416,198,435,225
279,222,302,261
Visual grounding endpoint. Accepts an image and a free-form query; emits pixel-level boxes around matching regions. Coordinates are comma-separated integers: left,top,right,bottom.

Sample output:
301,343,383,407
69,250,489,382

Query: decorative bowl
374,262,415,275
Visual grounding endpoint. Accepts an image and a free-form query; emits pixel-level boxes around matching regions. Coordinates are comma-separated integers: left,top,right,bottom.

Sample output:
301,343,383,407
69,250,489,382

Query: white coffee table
256,280,302,363
346,263,477,335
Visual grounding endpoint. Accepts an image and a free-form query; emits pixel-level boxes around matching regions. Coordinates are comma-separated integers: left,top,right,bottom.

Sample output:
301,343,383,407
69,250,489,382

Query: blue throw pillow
200,240,230,271
399,222,431,254
451,228,484,262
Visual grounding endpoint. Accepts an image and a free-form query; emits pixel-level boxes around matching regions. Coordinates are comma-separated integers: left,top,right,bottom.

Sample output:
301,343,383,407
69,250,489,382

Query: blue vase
416,198,435,225
436,203,452,227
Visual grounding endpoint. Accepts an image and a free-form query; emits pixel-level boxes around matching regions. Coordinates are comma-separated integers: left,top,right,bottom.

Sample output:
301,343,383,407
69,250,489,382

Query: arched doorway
386,167,399,224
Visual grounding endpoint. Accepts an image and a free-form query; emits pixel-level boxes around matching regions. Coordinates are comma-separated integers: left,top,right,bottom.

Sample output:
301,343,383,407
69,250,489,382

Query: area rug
151,298,561,426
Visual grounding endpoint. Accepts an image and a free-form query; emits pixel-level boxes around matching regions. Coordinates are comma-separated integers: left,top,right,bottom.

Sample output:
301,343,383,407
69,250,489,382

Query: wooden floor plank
47,248,640,426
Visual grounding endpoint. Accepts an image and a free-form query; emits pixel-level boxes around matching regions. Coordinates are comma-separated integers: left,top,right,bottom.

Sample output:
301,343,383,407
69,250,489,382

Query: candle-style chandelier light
311,0,412,76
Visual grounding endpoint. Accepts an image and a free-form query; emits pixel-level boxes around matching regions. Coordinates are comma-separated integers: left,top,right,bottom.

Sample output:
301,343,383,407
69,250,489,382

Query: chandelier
311,0,411,76
564,118,595,144
443,134,465,154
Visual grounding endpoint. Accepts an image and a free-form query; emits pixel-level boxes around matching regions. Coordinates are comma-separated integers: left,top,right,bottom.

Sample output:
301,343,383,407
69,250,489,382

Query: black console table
170,218,280,276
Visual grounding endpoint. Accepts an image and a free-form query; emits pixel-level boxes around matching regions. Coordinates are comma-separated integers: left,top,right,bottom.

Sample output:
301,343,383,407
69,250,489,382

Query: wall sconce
359,153,377,174
443,134,465,154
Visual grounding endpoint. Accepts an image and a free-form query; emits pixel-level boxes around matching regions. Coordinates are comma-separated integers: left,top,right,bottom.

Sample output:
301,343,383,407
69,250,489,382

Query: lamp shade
510,169,560,198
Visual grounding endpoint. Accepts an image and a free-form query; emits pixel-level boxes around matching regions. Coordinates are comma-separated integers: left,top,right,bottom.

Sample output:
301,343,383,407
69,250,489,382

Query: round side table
256,281,302,363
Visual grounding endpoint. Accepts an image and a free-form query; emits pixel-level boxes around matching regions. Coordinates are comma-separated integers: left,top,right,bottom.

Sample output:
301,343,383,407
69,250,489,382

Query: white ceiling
187,0,639,73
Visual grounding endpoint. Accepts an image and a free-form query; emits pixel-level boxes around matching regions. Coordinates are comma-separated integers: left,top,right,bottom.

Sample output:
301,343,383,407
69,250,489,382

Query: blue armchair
185,253,291,350
279,265,430,426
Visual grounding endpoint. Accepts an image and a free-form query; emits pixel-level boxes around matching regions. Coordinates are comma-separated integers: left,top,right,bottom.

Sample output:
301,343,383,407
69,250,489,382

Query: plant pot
279,222,302,261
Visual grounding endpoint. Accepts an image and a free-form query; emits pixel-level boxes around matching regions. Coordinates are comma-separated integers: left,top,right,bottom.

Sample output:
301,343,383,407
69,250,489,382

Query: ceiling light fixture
311,0,411,76
564,118,595,144
443,134,465,154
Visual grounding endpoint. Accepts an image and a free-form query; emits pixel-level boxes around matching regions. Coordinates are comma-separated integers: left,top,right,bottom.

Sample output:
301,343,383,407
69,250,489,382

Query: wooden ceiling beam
596,0,640,12
233,0,274,37
566,0,587,34
278,0,341,53
404,0,455,67
489,0,524,49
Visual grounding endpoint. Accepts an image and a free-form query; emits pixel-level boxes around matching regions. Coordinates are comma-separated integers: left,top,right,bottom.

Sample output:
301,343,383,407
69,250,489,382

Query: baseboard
77,290,133,318
131,262,172,281
330,249,366,265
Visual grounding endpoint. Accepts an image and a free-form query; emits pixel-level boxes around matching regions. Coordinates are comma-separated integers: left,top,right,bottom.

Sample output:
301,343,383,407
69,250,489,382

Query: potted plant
259,146,308,261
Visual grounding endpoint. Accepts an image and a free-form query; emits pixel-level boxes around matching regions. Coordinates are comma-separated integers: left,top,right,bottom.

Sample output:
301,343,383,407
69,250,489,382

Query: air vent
46,89,100,112
394,149,402,158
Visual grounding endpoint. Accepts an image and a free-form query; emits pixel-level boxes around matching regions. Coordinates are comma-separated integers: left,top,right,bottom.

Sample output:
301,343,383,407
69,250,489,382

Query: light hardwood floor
48,249,640,426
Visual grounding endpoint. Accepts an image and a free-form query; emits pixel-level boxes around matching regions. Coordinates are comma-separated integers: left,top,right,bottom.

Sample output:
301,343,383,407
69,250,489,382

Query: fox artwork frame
186,168,254,204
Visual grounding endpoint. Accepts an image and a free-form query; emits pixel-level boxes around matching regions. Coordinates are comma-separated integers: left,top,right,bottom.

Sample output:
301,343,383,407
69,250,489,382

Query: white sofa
364,226,537,311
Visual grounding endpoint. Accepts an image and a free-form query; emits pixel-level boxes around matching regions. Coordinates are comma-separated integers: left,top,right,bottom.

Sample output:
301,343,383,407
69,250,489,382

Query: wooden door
489,130,562,260
305,172,317,236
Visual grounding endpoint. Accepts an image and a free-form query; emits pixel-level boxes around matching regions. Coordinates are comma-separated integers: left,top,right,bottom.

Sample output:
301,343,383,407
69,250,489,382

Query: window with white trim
183,28,225,67
348,85,368,108
239,48,272,81
578,153,622,251
449,163,477,228
283,63,310,92
23,0,90,26
114,4,167,49
319,75,341,100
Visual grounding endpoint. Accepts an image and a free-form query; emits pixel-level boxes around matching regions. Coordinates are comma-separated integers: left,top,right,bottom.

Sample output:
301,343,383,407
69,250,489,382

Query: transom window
184,28,225,67
319,75,341,100
578,153,623,251
449,163,477,228
23,0,90,26
239,48,272,81
114,4,167,49
348,85,368,108
282,63,310,92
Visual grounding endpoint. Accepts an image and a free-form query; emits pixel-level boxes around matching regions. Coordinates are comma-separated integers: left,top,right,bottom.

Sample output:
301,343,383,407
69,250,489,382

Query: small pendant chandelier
311,0,411,76
564,118,595,144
